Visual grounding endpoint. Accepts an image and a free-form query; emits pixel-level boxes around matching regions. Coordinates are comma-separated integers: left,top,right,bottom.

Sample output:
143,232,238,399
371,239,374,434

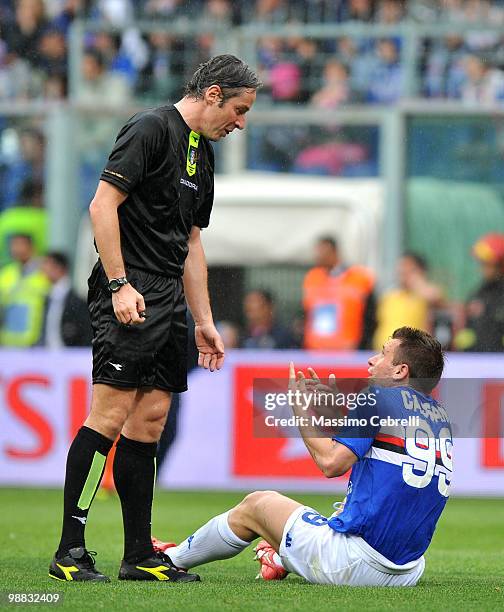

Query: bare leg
85,383,137,440
228,490,302,551
122,388,171,442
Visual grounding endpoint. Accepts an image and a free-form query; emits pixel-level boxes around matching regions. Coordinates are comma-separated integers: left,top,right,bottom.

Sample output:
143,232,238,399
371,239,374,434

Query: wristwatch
108,277,129,293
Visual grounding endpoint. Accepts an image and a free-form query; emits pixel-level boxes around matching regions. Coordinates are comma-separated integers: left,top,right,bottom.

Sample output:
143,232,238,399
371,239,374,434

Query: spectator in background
43,73,67,98
45,0,83,33
294,38,318,103
40,251,92,347
136,32,184,100
4,0,48,69
1,127,45,211
0,46,41,100
303,236,376,350
269,61,301,103
344,0,375,22
367,38,403,103
143,0,186,20
190,33,214,80
336,36,358,66
78,49,131,208
0,233,49,346
96,0,134,26
335,35,375,101
373,252,445,351
0,179,47,267
256,36,282,102
423,35,467,99
37,28,67,81
202,0,233,25
79,48,131,104
241,289,297,349
461,54,504,105
253,0,288,24
311,59,350,109
455,233,504,352
91,31,137,86
377,0,405,24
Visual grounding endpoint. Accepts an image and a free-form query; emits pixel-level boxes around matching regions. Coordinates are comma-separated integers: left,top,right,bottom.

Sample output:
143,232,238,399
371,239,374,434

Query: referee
49,55,260,583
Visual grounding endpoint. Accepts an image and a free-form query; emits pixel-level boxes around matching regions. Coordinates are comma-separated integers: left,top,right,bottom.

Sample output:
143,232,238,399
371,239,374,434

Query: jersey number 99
402,419,453,497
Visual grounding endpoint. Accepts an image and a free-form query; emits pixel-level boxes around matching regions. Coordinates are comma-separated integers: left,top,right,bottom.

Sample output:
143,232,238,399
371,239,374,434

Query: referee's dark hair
185,55,261,104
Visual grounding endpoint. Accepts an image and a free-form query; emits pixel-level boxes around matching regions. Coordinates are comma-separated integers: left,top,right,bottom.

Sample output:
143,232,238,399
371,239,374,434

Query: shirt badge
186,130,200,177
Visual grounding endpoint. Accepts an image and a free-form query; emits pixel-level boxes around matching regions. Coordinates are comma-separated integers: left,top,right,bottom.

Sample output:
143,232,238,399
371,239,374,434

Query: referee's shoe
49,547,110,582
118,551,200,582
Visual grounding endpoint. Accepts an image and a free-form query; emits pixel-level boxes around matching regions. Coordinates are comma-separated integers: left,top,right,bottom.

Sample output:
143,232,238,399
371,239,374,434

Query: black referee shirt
99,105,214,277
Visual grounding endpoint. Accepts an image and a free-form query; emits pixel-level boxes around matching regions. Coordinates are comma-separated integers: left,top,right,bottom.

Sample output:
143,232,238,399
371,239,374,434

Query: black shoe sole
118,573,200,583
49,572,110,583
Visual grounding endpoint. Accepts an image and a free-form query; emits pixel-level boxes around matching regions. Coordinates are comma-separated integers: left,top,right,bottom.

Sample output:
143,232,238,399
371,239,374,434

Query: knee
144,412,168,442
145,402,169,441
236,490,280,518
86,404,128,439
125,403,168,443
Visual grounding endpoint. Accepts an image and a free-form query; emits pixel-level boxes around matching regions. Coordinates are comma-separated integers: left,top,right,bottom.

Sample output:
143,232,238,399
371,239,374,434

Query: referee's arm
183,227,212,326
183,226,225,371
89,180,145,325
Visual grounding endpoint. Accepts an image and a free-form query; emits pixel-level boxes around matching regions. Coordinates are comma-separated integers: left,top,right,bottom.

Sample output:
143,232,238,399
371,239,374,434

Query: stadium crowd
1,1,504,104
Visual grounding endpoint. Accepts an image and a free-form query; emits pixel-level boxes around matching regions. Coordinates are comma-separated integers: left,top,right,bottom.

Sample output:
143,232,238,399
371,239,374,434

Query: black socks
113,435,157,564
57,426,113,557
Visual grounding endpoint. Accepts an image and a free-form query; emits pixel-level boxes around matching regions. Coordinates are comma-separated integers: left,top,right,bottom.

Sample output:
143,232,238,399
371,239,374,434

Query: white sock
168,511,251,569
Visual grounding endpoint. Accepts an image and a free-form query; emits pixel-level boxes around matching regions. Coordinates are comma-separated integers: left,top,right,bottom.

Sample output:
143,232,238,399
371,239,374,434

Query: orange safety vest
303,265,374,350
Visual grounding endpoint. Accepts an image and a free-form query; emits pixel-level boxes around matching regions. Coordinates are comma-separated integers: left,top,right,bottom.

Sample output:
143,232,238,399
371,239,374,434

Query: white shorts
278,506,425,587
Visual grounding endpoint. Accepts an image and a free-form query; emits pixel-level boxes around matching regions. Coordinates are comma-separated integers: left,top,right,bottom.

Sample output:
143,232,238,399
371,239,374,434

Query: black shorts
88,262,188,392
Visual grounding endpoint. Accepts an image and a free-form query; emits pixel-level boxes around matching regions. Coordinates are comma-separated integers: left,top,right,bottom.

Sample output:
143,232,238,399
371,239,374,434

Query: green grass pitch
1,489,503,611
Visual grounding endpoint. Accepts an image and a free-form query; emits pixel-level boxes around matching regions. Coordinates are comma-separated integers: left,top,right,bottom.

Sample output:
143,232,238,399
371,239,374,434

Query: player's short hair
185,55,261,104
392,327,444,393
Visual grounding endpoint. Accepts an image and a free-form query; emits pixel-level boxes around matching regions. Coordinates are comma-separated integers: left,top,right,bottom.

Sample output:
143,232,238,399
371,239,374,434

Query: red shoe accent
151,536,177,553
254,540,288,580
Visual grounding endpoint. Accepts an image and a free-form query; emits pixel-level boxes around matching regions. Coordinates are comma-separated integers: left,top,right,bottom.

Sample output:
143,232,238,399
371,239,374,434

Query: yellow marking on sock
135,565,170,581
56,564,79,581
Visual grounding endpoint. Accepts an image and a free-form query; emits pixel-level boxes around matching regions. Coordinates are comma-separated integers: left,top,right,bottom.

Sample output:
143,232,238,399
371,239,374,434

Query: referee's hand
112,284,146,325
195,323,225,372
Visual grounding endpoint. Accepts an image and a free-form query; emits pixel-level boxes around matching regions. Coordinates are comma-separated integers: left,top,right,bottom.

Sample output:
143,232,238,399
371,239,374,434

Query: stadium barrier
0,349,503,495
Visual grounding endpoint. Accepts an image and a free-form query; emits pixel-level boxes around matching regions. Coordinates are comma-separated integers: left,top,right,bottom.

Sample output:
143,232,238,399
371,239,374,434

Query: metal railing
67,19,504,102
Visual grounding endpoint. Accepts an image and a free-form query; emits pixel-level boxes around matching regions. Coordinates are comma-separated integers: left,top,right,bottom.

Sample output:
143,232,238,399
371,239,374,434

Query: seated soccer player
154,327,452,587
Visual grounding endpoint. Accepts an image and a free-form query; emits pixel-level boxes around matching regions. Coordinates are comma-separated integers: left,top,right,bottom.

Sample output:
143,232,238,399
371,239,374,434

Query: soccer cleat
253,540,288,581
118,551,200,582
49,547,110,582
151,536,177,553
